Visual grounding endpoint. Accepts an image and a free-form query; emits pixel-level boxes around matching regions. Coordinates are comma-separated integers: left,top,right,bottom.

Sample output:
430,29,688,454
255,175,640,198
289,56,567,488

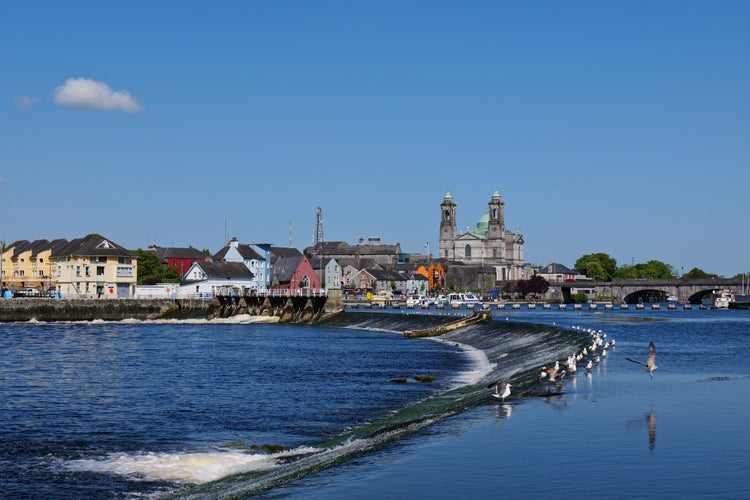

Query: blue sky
2,1,748,277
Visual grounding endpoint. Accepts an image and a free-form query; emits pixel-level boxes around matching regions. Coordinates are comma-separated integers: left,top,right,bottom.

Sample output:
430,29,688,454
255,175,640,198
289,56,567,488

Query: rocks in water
414,375,436,383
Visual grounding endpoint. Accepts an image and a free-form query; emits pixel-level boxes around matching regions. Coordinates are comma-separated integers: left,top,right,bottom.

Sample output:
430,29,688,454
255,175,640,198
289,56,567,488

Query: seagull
546,369,566,383
585,359,593,371
626,341,658,378
488,380,512,402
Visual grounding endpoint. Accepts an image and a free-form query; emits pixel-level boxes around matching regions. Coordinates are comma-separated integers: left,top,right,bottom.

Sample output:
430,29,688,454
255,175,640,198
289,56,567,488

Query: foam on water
63,446,317,484
430,337,496,387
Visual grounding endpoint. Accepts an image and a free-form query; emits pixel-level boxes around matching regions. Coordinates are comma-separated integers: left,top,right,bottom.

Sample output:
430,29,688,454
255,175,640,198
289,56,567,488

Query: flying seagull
626,341,658,378
488,380,512,402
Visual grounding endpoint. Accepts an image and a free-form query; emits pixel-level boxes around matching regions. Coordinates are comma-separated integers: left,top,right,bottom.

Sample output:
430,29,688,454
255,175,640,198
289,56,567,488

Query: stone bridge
556,278,744,304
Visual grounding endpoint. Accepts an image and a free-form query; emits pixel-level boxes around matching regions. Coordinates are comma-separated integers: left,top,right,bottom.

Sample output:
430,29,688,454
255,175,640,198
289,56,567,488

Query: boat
449,292,482,309
713,289,734,309
405,295,423,308
370,291,396,308
434,294,450,309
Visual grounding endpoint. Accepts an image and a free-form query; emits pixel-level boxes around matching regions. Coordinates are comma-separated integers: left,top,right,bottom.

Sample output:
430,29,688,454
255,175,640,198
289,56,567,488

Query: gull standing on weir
489,380,512,402
626,341,658,378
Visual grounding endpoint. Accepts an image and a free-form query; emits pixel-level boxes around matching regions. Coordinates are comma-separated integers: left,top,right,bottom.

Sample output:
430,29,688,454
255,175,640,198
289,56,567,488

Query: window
76,266,81,277
117,266,133,278
464,245,472,258
85,266,91,277
97,266,105,276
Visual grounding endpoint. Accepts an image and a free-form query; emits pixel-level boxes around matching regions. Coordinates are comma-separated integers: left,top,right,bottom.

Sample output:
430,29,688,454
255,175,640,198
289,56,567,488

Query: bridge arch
622,288,672,304
687,289,719,305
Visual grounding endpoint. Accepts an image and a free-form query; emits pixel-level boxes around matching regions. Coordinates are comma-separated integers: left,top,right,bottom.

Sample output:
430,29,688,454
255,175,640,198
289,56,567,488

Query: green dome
468,212,489,238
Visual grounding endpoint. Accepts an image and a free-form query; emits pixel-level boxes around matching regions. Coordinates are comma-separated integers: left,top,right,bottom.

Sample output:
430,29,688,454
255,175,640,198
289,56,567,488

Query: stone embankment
403,310,492,338
0,299,177,322
0,295,342,323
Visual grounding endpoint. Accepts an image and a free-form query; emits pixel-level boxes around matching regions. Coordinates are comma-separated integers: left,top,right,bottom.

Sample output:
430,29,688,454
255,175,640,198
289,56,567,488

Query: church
438,190,527,281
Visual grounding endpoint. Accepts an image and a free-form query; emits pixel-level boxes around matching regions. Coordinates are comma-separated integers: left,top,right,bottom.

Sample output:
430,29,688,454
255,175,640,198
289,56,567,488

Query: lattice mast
313,205,325,245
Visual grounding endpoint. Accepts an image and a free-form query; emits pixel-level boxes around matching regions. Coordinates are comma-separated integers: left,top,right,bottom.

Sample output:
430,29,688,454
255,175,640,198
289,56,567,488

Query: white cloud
14,95,36,106
53,77,143,112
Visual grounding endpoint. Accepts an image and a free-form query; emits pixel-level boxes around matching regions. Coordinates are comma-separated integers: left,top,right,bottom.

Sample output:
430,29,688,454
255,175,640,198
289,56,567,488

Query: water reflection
626,409,657,452
646,410,656,451
542,389,569,413
494,403,514,419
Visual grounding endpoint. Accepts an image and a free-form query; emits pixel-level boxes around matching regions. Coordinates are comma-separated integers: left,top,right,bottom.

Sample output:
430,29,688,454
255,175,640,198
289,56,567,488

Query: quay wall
0,295,340,323
0,299,178,322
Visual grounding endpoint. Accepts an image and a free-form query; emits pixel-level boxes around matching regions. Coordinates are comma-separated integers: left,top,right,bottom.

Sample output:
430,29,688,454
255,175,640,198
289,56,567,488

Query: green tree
615,260,674,279
574,253,617,281
685,267,720,279
135,249,180,285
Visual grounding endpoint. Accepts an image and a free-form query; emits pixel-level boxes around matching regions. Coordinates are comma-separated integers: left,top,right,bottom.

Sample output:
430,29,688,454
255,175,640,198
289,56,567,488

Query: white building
212,237,270,294
181,260,256,298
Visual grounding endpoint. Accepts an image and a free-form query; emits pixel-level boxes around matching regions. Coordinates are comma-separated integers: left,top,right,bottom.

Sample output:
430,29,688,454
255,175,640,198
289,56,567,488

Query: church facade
438,191,527,281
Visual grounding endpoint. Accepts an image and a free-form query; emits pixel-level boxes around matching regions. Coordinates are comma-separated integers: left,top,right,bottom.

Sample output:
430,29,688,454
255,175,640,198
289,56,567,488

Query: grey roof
150,246,207,261
311,256,338,270
543,263,574,274
272,255,304,283
212,242,264,261
271,246,303,260
304,241,350,256
52,234,134,258
7,239,71,258
305,240,400,257
192,261,254,279
10,240,33,257
367,268,405,282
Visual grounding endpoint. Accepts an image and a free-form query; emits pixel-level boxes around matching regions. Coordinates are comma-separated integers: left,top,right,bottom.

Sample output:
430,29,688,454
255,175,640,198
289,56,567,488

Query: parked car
15,287,41,297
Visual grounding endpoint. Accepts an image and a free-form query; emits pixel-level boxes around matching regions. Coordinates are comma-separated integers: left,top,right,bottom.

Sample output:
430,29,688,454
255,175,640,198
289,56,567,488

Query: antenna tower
313,205,325,245
289,220,293,247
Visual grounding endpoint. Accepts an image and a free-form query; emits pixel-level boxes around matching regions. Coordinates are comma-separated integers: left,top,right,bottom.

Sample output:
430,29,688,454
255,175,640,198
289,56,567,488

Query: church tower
439,191,457,260
487,190,505,239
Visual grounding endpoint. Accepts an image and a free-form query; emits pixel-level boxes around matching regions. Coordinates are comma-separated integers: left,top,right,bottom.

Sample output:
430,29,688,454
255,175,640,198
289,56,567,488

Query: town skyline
2,2,748,277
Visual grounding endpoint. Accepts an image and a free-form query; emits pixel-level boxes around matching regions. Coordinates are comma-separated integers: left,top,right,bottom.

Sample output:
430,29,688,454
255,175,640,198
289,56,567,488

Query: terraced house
1,239,68,295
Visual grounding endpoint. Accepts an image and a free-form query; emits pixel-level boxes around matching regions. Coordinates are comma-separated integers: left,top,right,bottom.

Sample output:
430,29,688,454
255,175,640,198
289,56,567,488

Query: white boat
405,295,423,308
434,294,449,309
370,291,396,308
713,289,734,309
449,292,482,309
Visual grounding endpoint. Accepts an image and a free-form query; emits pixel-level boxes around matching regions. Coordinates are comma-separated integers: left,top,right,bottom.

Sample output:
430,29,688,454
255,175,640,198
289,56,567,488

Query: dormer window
96,240,115,249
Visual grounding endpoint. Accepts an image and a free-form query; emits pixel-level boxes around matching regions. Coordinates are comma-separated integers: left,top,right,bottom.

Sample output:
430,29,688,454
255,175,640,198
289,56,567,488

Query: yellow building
52,234,138,298
1,239,67,295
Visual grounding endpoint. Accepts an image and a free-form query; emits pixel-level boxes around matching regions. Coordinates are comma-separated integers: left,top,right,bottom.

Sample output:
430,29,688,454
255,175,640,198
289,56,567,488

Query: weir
167,311,590,499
